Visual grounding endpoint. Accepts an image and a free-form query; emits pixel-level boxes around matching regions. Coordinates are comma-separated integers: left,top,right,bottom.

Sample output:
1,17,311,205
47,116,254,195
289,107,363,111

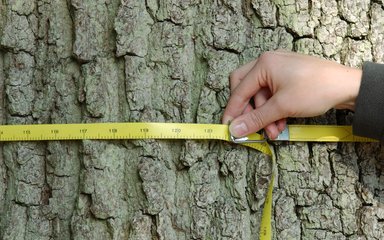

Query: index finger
222,63,265,124
229,59,257,92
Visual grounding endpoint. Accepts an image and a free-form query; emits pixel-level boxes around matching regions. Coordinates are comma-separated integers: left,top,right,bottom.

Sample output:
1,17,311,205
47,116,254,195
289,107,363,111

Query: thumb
229,99,282,138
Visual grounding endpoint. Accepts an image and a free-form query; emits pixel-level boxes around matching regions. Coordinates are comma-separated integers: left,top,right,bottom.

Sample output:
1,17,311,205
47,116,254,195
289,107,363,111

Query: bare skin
222,51,362,139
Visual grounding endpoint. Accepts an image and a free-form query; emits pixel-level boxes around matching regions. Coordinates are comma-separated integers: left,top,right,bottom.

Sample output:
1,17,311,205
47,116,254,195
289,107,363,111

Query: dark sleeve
353,62,384,141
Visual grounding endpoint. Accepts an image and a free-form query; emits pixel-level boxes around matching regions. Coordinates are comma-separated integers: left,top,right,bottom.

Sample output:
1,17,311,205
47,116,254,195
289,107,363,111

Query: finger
264,119,287,140
276,119,287,132
243,88,270,116
222,64,265,124
253,88,280,139
223,60,258,124
229,60,257,92
242,103,254,115
254,88,271,107
252,88,286,139
229,96,283,137
264,124,280,139
223,102,253,125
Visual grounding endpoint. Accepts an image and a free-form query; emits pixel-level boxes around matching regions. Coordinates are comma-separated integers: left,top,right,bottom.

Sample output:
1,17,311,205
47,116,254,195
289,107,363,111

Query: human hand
222,51,362,139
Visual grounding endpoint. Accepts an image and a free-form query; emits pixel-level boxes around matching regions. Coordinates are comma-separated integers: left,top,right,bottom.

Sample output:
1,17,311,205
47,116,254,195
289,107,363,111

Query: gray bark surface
0,0,384,239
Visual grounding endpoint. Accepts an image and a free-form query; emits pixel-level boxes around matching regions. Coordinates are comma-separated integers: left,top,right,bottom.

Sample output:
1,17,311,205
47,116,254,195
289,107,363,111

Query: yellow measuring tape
0,122,375,143
0,122,377,239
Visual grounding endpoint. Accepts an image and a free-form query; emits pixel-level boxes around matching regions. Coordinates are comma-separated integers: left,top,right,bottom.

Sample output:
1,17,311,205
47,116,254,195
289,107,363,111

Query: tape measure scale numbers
0,122,375,143
0,122,376,240
0,123,231,142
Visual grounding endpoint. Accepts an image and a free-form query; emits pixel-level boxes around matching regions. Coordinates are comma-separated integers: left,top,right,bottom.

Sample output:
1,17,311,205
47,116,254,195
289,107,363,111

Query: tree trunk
1,0,384,239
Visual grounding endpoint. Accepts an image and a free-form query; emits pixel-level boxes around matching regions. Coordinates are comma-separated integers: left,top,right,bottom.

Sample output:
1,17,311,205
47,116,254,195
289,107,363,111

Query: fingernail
229,122,248,137
265,129,272,139
222,116,233,125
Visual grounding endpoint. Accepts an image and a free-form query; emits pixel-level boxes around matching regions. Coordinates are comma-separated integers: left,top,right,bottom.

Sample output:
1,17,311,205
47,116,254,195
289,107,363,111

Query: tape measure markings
0,123,374,143
0,122,377,240
0,123,232,142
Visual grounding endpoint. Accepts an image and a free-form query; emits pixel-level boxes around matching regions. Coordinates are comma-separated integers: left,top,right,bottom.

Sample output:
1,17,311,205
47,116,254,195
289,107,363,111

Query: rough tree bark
0,0,384,239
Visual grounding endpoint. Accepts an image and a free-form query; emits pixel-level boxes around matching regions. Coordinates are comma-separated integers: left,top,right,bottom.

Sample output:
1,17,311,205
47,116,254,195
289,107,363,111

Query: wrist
334,67,362,111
